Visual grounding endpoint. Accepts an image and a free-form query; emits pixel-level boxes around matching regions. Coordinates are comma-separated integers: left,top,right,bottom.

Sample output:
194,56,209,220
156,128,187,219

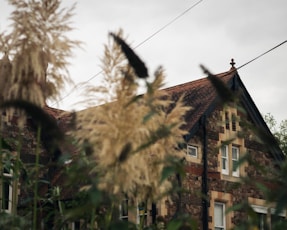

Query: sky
1,0,287,123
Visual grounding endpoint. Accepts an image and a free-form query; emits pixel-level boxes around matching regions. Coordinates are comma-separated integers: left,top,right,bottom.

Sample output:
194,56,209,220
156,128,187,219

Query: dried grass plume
0,0,81,106
75,32,190,203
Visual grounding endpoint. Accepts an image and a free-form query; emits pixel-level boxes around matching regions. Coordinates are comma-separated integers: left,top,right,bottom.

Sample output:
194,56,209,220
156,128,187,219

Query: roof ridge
164,70,234,92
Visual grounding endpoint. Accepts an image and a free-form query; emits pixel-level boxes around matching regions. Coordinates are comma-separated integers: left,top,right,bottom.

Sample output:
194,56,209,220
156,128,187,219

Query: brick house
0,106,71,213
0,53,284,229
159,64,284,229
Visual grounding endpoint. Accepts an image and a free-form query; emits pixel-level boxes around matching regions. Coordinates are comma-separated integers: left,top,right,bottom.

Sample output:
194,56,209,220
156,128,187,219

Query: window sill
221,174,240,182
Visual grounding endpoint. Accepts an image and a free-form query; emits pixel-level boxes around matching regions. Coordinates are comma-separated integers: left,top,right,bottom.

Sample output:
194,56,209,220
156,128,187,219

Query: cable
52,0,204,106
55,0,287,107
211,39,287,78
236,40,287,71
57,39,287,106
52,70,103,106
134,0,204,49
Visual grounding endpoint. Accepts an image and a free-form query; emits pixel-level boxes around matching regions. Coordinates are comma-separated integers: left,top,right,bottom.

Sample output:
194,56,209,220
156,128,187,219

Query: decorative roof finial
230,58,236,69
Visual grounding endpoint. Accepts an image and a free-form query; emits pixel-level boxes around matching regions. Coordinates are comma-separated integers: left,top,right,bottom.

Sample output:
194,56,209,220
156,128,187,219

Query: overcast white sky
1,0,287,122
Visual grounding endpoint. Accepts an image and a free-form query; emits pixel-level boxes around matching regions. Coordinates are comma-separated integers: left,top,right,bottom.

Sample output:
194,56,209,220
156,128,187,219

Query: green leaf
109,220,136,230
125,94,143,107
167,219,182,230
236,152,251,168
89,187,102,205
142,110,157,124
160,166,175,184
254,182,268,195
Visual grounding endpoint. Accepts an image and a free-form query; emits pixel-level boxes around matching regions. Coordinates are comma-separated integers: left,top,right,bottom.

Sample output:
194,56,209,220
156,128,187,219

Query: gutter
201,115,209,230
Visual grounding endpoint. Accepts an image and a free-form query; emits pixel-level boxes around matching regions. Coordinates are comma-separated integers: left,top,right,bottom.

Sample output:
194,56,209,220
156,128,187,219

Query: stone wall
166,104,280,229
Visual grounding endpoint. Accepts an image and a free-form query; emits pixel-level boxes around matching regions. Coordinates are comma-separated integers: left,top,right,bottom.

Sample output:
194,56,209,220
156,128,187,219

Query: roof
164,68,284,161
43,67,284,163
165,69,235,134
12,66,282,201
44,105,74,132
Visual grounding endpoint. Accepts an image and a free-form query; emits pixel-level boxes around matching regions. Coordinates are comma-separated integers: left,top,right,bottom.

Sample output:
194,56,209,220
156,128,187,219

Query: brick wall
166,104,280,229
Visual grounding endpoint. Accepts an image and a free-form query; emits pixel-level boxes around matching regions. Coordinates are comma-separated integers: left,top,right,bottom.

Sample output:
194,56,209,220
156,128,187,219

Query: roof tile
164,70,236,132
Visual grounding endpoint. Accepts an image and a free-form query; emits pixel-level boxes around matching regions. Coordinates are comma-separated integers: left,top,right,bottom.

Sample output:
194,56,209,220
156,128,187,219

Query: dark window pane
232,113,236,131
225,112,230,130
121,199,128,217
2,179,10,210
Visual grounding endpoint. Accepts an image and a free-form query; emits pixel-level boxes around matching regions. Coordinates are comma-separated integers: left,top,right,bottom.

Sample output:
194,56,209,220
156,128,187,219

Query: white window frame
253,204,268,230
221,145,229,175
137,201,148,226
1,166,13,213
119,196,129,221
70,221,81,230
231,146,239,177
221,145,241,177
252,205,286,230
187,145,198,158
214,202,226,230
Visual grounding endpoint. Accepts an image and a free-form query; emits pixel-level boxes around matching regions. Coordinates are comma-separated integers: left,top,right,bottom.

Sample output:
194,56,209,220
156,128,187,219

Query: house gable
164,67,284,229
164,68,284,161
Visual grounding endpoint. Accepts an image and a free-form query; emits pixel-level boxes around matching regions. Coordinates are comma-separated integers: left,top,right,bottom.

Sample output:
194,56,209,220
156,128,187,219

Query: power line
52,70,103,106
201,39,287,79
53,0,204,106
237,40,287,71
54,0,287,107
57,39,287,107
134,0,204,49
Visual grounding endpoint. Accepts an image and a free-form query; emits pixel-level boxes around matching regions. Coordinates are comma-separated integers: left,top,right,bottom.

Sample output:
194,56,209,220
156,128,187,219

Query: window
231,113,236,131
211,192,232,230
186,144,201,163
220,145,240,177
252,205,286,230
232,147,239,177
214,202,226,230
119,196,128,221
256,212,268,230
1,164,13,212
64,220,81,230
187,145,198,158
225,112,230,130
137,201,148,226
71,221,81,230
221,146,229,175
223,110,238,132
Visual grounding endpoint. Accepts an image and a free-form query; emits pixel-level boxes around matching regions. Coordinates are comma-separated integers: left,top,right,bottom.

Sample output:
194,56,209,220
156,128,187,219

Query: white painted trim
221,145,229,175
231,146,239,177
187,145,198,158
214,202,226,230
252,204,286,217
2,167,13,213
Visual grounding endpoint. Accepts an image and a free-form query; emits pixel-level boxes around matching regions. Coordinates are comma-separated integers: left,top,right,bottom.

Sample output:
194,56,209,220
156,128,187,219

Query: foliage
0,0,80,106
0,1,190,229
0,212,31,230
264,113,287,154
71,31,190,227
